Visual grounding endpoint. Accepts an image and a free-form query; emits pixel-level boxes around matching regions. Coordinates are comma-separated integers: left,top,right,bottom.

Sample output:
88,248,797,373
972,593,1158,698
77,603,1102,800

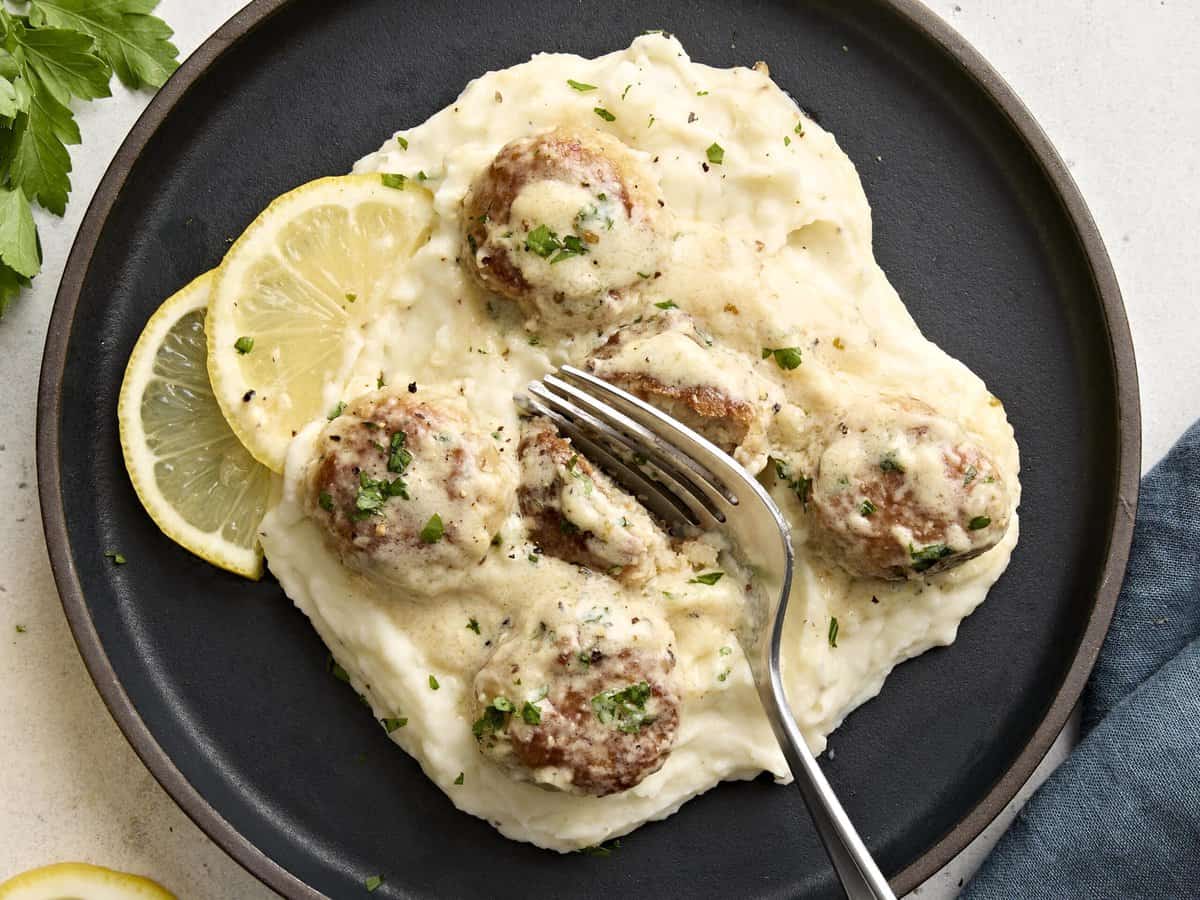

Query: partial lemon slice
118,273,272,579
206,173,434,471
0,862,175,899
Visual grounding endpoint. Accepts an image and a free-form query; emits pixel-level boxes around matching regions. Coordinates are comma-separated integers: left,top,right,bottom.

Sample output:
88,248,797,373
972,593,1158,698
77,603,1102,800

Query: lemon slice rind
0,862,176,900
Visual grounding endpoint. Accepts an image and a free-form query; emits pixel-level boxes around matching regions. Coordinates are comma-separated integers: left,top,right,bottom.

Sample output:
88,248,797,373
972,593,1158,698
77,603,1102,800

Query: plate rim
35,0,1141,896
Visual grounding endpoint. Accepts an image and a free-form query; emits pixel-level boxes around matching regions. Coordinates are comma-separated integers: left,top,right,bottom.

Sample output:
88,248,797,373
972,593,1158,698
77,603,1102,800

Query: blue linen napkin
963,419,1200,899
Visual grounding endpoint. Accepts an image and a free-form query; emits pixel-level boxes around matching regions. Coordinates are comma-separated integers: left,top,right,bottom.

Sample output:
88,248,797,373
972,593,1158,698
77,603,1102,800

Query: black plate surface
38,1,1139,898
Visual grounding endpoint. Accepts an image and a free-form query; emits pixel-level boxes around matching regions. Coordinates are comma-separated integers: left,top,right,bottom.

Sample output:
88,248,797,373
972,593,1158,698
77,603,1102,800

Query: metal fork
518,365,896,900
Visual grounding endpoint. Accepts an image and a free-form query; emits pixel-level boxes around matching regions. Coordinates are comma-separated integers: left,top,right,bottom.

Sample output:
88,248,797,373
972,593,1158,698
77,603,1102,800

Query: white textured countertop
1,2,1195,897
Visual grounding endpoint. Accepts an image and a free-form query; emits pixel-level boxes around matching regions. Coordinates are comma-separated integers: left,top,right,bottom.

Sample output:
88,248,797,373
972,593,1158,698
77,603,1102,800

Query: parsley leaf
859,499,877,517
968,515,992,530
234,335,254,355
0,4,178,313
654,299,678,309
29,0,179,91
454,772,464,785
387,431,412,473
381,716,407,732
828,616,839,648
466,617,480,634
419,513,444,543
104,550,126,565
567,78,597,92
705,142,724,165
593,106,616,122
521,701,542,725
689,571,724,585
428,674,440,690
761,346,803,370
910,543,953,572
591,681,654,733
879,452,906,474
525,224,560,257
380,172,407,190
0,186,40,278
365,874,384,892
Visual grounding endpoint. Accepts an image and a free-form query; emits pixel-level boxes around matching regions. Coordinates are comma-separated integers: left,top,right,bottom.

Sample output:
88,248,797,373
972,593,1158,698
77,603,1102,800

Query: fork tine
516,393,699,534
556,366,743,507
525,380,726,531
537,373,736,517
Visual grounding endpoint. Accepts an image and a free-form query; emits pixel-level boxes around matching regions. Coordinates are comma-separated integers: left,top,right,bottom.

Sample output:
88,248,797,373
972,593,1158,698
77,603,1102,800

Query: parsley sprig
0,1,180,315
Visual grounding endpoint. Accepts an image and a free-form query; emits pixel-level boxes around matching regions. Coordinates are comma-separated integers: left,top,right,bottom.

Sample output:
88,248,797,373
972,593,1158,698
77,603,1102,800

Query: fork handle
773,710,897,900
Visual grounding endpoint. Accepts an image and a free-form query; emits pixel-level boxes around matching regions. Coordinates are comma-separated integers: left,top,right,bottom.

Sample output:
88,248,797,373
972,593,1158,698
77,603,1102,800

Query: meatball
518,417,671,583
472,600,680,796
587,309,781,473
807,401,1012,579
306,390,512,595
462,127,666,329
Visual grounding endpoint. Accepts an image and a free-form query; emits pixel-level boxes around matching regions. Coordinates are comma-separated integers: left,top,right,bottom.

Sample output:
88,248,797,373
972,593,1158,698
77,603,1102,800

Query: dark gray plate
37,1,1140,897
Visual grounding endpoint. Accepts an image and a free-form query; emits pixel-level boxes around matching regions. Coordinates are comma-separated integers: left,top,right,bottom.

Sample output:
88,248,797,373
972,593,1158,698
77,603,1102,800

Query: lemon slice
0,862,175,899
118,273,272,579
206,173,434,471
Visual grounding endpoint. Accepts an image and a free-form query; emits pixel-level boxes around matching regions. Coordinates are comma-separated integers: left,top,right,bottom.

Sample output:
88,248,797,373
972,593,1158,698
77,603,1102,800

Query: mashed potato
258,34,1019,851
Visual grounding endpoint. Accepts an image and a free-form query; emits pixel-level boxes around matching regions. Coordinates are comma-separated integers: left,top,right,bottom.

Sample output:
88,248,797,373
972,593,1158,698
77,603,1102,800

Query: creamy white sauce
257,35,1020,852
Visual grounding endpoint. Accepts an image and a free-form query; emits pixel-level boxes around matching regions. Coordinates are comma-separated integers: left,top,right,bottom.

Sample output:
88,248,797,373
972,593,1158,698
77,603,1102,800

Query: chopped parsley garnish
859,499,877,517
689,571,724,586
828,616,839,648
473,696,516,737
396,135,409,150
761,346,803,370
377,372,386,389
719,645,732,656
380,173,407,190
326,655,350,683
910,543,953,572
577,839,622,856
568,79,597,92
353,471,408,518
104,550,126,565
622,83,633,100
428,674,440,690
528,334,542,346
419,513,444,544
387,432,412,473
771,457,812,509
717,669,730,682
467,618,481,634
647,114,656,128
963,465,978,485
416,170,428,181
15,625,26,634
454,772,465,785
328,400,346,420
592,681,654,733
705,142,725,165
525,224,560,257
697,89,709,96
795,120,805,136
551,234,588,264
318,492,334,512
833,336,846,350
381,717,407,732
879,452,906,474
344,292,357,303
968,515,992,531
233,336,254,355
655,299,678,309
521,701,542,725
365,875,384,892
593,106,616,122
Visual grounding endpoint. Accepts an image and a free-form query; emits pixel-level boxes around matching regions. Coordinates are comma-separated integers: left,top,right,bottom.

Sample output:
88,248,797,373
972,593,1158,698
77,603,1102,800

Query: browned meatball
587,309,781,472
306,390,512,595
806,401,1011,579
462,127,666,329
472,602,680,796
517,417,671,583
